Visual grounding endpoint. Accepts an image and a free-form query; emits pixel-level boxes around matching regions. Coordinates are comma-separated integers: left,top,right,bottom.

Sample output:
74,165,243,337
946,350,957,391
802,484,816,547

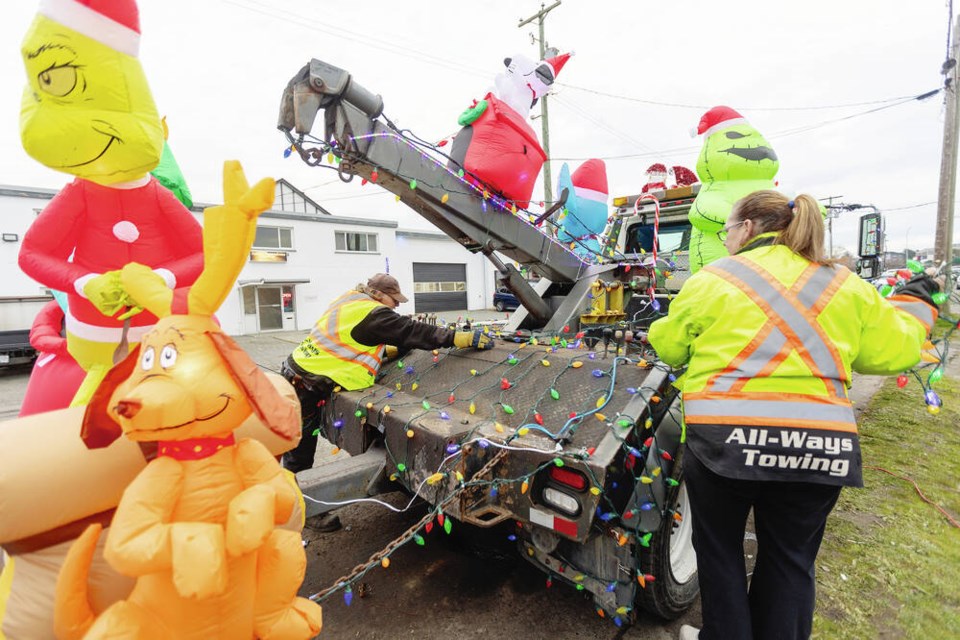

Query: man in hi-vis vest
281,273,493,478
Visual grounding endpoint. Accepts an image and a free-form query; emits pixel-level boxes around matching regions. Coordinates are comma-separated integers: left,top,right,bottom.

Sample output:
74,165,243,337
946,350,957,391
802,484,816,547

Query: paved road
0,309,894,639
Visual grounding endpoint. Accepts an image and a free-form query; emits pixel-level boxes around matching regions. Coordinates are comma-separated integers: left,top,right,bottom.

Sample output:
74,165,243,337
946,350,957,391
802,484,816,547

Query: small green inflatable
688,106,779,272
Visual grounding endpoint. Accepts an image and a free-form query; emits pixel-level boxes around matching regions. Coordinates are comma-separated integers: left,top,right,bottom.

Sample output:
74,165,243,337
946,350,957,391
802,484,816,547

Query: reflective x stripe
304,294,383,374
705,259,849,398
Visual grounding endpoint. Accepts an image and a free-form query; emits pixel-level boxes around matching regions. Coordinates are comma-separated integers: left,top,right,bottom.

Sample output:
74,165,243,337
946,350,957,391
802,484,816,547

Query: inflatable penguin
556,159,609,261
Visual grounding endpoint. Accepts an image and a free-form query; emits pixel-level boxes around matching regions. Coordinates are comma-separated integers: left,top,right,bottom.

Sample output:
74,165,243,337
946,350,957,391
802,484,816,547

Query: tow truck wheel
636,458,699,619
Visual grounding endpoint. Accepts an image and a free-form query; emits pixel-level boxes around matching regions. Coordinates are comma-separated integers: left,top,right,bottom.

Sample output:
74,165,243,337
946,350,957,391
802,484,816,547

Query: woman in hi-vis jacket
648,190,940,640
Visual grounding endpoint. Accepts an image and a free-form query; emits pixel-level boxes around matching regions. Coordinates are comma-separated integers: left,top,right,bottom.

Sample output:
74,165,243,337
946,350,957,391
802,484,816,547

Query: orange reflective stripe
741,263,838,396
706,321,776,390
683,414,859,433
887,295,937,333
684,389,857,433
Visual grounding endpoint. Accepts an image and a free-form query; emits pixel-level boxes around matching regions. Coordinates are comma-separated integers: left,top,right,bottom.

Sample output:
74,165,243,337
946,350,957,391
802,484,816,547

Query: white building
1,179,501,335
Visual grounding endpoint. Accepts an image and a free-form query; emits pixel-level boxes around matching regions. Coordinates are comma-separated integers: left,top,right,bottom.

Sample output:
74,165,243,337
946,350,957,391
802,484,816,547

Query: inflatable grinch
448,52,571,209
55,161,321,640
17,0,203,405
688,106,779,272
556,159,609,261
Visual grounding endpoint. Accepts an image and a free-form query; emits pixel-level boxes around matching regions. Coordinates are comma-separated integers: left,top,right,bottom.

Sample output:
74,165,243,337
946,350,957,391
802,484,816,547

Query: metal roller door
412,262,467,312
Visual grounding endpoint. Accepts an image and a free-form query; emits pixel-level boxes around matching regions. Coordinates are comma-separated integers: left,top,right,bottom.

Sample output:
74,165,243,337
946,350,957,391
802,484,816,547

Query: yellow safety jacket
649,236,935,433
649,236,936,486
291,291,386,391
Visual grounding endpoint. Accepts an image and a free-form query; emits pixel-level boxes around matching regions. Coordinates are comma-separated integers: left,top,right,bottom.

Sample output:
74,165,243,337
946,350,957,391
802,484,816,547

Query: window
335,231,379,253
253,225,293,250
413,281,466,293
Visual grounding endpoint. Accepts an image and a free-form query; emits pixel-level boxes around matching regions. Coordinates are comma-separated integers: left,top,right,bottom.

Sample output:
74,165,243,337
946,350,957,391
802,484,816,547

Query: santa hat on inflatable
544,52,572,80
693,105,748,138
571,159,608,203
38,0,141,57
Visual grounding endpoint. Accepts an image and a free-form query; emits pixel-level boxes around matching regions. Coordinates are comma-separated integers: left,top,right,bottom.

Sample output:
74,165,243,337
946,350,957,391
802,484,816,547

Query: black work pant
683,450,842,640
280,357,335,474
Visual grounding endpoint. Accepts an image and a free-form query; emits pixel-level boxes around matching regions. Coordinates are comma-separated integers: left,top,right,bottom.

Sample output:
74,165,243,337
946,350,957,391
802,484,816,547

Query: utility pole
821,195,844,258
519,1,562,209
934,14,960,285
905,226,911,267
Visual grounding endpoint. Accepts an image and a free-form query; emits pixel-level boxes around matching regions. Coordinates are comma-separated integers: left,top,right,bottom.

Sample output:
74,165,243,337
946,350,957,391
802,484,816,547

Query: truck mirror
857,212,882,259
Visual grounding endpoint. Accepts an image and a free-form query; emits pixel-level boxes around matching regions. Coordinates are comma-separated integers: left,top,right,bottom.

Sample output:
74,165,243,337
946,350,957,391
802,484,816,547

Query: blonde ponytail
776,194,829,265
733,190,832,265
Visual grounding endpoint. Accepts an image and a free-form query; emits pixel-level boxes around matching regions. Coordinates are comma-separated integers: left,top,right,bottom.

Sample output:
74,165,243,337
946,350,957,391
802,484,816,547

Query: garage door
412,262,467,312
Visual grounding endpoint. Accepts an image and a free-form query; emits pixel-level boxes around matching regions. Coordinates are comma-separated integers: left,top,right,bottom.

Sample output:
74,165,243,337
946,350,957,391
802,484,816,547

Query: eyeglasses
717,220,746,241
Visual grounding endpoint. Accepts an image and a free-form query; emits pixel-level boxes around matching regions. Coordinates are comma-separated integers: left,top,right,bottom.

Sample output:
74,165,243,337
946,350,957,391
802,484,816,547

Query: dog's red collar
158,434,236,461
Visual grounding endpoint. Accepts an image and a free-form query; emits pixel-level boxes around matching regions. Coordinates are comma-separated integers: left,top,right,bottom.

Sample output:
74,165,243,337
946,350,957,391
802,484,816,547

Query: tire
636,452,699,619
495,300,505,312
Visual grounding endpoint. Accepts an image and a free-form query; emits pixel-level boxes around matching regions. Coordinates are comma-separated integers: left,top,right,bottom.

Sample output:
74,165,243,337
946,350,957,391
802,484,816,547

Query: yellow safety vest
292,291,386,390
648,242,935,433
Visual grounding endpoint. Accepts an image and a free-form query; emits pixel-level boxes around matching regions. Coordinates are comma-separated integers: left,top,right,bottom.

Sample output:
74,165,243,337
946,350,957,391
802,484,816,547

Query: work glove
896,273,942,308
454,329,495,350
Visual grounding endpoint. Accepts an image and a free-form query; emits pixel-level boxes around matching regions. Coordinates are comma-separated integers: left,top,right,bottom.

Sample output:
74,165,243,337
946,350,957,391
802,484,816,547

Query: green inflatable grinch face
695,124,779,183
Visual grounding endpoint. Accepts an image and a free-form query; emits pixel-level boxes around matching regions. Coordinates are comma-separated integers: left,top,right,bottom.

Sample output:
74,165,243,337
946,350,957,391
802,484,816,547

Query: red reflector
549,466,587,491
554,516,578,537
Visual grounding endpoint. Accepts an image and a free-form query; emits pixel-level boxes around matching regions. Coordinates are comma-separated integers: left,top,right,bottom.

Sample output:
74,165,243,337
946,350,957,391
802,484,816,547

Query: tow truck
277,59,699,624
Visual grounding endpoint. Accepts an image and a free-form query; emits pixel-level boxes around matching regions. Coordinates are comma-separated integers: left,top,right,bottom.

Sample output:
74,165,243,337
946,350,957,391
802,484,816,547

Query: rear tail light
549,466,587,492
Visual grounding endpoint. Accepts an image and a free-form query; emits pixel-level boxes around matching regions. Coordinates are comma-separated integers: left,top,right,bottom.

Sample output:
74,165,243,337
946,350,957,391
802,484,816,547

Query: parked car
493,287,519,311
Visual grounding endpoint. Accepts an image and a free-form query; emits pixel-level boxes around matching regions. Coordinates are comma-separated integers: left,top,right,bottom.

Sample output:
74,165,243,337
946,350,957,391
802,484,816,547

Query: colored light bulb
534,413,544,425
446,443,460,454
897,374,908,388
550,388,560,400
502,404,515,414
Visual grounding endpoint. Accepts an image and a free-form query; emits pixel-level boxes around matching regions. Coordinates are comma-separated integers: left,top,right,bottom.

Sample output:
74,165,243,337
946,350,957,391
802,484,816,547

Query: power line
550,91,938,163
555,82,935,112
224,0,491,80
885,201,937,212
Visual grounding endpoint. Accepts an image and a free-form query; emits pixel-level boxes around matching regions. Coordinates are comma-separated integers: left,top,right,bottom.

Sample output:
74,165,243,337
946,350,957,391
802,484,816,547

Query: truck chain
308,448,509,602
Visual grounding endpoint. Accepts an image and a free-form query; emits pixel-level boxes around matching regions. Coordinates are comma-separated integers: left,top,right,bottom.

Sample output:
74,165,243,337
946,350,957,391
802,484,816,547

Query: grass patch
813,343,960,638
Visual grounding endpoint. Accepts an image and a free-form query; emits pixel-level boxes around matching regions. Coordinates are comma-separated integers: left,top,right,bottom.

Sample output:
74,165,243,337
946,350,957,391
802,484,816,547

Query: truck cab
605,184,699,319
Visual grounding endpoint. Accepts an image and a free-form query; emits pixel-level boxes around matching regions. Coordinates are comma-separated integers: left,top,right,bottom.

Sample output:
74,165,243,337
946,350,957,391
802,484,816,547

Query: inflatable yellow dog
54,162,322,640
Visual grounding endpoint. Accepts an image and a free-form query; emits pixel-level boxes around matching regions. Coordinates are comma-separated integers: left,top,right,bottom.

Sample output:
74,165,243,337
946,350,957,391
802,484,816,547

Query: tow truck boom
277,59,622,329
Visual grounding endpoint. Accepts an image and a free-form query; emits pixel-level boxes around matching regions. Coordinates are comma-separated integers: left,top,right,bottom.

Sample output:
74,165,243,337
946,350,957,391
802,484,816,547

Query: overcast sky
1,0,955,256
